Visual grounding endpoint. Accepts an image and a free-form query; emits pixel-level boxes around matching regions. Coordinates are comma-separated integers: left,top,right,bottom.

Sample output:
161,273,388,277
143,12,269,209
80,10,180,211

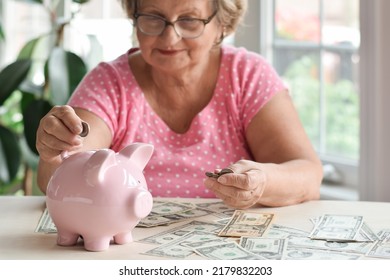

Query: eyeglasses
133,11,217,39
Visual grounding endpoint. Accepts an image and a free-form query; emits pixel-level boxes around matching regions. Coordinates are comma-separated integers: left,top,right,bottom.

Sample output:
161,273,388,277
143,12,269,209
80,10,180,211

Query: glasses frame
133,11,218,39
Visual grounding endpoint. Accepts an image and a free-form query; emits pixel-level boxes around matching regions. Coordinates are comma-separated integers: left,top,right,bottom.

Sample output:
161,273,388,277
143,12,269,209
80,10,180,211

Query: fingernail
217,176,227,184
73,125,82,134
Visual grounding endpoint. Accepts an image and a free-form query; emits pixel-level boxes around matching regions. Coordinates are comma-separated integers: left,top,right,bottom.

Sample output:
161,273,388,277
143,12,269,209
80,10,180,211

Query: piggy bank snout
130,190,153,219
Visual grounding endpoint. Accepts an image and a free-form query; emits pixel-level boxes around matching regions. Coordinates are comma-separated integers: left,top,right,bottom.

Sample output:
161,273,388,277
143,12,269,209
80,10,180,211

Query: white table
1,196,389,260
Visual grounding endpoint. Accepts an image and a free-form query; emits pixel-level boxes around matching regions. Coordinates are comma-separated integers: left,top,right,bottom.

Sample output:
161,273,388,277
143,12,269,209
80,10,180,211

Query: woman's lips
158,49,181,56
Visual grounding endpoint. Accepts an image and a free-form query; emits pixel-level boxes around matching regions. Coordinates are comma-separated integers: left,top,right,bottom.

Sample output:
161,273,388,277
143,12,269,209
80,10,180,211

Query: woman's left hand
204,160,267,209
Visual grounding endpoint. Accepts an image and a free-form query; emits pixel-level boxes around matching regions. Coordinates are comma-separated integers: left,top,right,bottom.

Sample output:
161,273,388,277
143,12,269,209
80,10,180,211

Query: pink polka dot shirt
68,45,286,198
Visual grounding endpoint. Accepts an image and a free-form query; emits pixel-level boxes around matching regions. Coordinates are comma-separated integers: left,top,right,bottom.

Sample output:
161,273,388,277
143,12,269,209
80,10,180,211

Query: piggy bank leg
56,228,79,246
83,236,111,252
114,232,133,245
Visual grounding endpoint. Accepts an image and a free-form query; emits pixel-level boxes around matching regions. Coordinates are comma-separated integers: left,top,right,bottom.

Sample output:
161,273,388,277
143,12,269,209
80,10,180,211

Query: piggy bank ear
84,149,117,186
119,143,154,170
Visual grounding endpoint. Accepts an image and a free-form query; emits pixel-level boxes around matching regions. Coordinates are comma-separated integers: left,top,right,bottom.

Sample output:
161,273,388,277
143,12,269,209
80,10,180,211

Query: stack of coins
205,168,234,178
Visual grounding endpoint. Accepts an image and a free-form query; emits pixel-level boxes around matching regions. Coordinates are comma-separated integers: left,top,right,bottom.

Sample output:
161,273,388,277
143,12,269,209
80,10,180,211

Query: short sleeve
68,62,123,136
229,47,287,131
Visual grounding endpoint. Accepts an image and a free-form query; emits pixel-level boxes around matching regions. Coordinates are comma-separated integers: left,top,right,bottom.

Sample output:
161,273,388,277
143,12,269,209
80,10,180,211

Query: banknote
376,229,390,238
194,201,235,218
138,202,218,227
284,249,361,260
287,236,374,254
194,242,265,260
309,214,363,241
150,201,195,216
239,237,286,260
163,207,214,220
194,201,232,212
142,240,193,259
178,231,224,247
214,218,231,225
137,215,174,227
356,222,380,242
311,216,378,242
138,221,224,245
218,210,274,237
183,238,229,249
142,231,220,259
35,208,57,233
366,231,390,259
264,224,310,239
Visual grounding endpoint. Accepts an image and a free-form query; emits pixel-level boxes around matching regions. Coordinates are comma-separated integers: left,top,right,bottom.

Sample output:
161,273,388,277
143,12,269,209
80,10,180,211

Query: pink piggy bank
46,143,154,252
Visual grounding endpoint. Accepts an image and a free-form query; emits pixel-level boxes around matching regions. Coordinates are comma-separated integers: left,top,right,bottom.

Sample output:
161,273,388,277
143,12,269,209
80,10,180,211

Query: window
0,0,132,67
0,1,50,67
69,0,132,62
272,0,360,192
235,0,360,198
273,0,360,161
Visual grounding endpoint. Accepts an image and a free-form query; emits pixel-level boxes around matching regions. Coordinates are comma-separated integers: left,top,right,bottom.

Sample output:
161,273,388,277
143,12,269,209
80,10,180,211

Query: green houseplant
0,0,98,194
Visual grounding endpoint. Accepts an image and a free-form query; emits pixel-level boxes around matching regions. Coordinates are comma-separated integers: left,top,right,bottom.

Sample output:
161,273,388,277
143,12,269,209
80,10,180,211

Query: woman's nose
160,24,182,42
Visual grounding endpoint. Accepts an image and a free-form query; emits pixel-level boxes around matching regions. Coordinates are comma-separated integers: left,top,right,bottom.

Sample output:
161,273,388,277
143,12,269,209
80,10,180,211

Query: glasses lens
175,19,204,38
137,15,165,35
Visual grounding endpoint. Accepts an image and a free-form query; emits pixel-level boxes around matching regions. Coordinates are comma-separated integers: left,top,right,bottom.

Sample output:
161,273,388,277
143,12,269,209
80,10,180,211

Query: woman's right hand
36,105,86,164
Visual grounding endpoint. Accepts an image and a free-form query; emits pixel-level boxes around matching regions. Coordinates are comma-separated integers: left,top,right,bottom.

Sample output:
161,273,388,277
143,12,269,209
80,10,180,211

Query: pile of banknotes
36,200,390,260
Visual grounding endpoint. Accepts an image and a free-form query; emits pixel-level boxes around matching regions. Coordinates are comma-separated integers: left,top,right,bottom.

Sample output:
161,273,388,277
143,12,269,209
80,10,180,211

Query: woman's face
135,0,221,73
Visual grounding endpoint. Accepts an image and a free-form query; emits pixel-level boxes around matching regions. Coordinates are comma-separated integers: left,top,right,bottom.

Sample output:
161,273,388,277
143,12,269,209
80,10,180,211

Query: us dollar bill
35,208,57,233
284,249,361,260
240,237,286,260
366,231,390,259
142,231,220,259
264,224,310,239
309,214,363,241
150,201,195,216
194,242,265,260
138,221,224,245
138,202,216,227
218,210,274,237
183,238,229,249
355,222,380,242
288,236,374,254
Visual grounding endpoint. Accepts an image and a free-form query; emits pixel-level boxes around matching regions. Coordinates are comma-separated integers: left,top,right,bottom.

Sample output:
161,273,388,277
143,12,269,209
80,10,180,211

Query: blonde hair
120,0,248,38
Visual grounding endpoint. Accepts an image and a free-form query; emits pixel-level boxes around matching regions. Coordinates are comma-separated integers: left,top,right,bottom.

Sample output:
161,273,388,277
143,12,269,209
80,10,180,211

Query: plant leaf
20,92,37,112
0,59,32,106
47,48,87,105
66,51,88,95
22,99,52,155
17,37,41,59
72,0,90,4
0,24,4,41
0,125,21,184
13,0,43,4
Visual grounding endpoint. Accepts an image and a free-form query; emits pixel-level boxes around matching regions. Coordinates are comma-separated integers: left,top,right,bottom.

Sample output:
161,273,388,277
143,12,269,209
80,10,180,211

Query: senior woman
36,0,323,209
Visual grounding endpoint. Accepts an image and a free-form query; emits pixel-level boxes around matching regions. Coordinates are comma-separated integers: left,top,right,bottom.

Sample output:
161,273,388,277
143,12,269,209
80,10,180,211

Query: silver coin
79,121,89,137
205,171,219,178
218,168,234,175
205,168,234,178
